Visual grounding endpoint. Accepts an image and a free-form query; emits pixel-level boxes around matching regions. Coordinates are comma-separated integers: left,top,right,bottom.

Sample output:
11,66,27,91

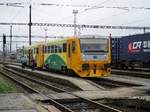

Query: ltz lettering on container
128,41,150,53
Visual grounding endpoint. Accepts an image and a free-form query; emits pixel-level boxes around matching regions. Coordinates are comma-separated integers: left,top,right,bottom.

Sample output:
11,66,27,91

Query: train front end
77,37,111,77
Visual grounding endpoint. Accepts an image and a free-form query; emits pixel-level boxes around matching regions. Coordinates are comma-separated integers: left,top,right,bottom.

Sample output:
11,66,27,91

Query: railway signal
3,34,6,44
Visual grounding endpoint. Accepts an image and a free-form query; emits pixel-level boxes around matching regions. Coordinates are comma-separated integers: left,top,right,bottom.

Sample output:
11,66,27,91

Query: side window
63,43,66,52
51,45,54,53
34,48,35,54
72,41,76,53
36,48,39,54
55,45,57,53
45,46,47,53
34,48,36,54
46,46,48,53
50,46,52,53
42,46,44,53
58,45,62,53
48,46,50,53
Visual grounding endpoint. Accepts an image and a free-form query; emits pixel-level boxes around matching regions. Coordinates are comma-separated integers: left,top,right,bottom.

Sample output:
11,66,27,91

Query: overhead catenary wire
0,35,53,38
0,22,149,30
1,1,150,26
1,2,150,10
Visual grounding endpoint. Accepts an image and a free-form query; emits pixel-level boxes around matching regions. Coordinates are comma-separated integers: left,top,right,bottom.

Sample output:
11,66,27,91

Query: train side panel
121,33,150,61
43,40,67,71
121,33,150,68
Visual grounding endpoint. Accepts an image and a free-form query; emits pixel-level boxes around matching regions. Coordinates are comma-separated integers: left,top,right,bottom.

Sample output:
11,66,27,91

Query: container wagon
111,33,150,69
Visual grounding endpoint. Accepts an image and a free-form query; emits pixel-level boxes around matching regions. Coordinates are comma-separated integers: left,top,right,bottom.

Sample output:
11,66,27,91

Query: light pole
29,4,32,45
10,25,12,54
44,27,48,43
73,10,78,37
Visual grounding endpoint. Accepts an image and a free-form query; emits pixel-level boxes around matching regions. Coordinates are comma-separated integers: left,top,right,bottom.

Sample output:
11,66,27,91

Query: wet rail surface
0,66,122,112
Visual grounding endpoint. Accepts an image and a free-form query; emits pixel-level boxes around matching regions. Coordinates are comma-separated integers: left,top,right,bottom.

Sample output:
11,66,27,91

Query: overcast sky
0,0,150,50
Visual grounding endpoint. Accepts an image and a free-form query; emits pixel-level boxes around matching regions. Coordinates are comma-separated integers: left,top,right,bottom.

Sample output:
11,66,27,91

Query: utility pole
44,27,48,43
10,25,12,53
73,10,78,37
3,34,6,62
78,26,81,36
29,4,32,45
144,27,146,34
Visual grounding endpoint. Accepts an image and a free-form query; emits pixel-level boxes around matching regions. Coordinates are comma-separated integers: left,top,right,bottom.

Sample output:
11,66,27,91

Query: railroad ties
0,63,150,112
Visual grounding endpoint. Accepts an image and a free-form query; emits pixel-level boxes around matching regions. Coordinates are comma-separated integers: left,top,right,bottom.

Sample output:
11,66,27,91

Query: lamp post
10,25,12,53
44,27,48,43
73,10,78,37
29,4,32,45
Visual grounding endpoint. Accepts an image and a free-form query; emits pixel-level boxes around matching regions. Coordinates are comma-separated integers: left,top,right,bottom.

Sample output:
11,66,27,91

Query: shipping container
111,33,150,69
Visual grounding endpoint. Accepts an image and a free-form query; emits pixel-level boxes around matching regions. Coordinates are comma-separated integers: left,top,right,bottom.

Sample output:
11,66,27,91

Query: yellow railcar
23,36,111,77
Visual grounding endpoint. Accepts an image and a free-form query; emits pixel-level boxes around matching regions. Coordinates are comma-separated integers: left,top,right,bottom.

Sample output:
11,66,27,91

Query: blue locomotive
111,33,150,69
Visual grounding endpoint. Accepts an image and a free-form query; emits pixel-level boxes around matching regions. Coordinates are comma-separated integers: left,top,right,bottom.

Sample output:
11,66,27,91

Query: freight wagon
111,33,150,69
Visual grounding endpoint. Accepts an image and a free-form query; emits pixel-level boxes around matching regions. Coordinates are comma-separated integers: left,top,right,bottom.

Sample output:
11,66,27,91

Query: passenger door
67,39,77,69
28,49,33,66
67,41,72,69
36,45,44,68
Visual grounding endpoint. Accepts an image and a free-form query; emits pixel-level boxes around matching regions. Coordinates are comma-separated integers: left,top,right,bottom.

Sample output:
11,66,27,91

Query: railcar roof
24,42,44,49
45,37,76,45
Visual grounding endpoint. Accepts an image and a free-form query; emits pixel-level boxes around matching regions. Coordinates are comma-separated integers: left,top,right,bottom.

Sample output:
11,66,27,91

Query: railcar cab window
80,38,108,53
80,37,108,61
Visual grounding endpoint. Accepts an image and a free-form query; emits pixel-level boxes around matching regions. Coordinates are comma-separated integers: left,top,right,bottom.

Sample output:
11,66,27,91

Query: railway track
89,78,141,89
4,63,143,90
0,66,122,112
96,98,150,112
4,62,150,79
112,69,150,79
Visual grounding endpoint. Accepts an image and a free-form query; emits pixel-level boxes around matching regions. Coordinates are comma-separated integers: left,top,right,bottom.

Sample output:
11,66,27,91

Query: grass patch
0,77,17,93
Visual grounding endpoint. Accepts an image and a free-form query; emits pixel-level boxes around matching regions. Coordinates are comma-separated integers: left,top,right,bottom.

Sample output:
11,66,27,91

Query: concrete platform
0,93,48,112
6,65,100,91
29,88,145,101
73,87,145,99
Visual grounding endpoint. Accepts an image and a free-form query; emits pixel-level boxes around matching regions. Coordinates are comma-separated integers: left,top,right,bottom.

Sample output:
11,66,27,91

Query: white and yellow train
22,36,111,77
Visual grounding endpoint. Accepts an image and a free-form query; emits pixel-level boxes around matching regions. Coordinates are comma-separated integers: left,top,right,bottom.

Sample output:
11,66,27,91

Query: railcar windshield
80,38,108,61
80,38,108,53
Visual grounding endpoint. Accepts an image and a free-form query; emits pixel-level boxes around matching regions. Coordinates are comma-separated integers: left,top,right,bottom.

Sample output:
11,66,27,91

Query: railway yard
0,61,150,112
1,1,150,112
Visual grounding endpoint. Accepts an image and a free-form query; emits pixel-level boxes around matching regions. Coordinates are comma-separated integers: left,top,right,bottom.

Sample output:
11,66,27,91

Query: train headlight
82,64,89,70
81,54,85,60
